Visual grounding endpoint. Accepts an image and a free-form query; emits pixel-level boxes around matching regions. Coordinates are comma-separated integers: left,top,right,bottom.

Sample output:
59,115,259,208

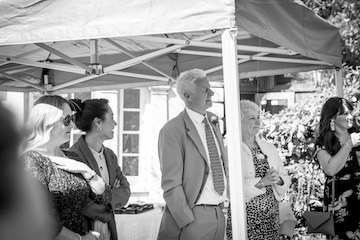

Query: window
120,89,142,177
256,92,294,114
262,99,288,114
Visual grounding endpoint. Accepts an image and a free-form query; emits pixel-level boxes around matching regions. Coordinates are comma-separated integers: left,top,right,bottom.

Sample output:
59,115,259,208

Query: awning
0,0,341,94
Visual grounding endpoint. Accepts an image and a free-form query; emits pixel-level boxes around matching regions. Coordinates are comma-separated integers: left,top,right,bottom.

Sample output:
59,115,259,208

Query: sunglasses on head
62,114,76,127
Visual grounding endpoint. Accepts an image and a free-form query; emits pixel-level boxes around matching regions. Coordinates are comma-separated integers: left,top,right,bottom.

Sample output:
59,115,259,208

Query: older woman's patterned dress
22,150,111,237
226,144,279,240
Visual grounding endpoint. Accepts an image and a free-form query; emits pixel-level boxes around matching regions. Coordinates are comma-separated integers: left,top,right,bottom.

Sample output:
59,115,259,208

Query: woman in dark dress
316,97,360,239
22,95,111,240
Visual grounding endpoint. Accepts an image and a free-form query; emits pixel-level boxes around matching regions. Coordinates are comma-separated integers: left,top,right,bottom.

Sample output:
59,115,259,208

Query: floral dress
227,144,280,240
316,145,360,240
22,150,112,237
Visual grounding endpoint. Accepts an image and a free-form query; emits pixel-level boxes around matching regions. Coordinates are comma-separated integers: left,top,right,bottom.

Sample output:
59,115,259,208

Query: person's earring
330,119,335,131
97,125,102,131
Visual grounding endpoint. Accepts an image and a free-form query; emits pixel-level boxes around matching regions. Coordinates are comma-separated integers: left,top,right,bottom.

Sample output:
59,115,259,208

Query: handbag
303,176,336,236
279,202,297,237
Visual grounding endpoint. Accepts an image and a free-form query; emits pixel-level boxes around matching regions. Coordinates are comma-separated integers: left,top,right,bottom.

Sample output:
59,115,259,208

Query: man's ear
184,92,190,100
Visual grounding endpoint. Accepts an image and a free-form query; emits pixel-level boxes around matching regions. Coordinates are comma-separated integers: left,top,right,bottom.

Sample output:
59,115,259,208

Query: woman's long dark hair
316,97,354,156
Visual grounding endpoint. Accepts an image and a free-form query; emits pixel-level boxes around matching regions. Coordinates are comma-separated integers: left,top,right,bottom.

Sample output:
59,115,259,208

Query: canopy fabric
0,0,342,93
0,1,343,239
235,0,341,67
0,0,234,44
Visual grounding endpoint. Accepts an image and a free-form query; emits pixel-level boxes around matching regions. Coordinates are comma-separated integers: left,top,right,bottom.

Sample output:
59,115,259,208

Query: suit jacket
158,109,227,235
69,136,131,240
242,135,291,202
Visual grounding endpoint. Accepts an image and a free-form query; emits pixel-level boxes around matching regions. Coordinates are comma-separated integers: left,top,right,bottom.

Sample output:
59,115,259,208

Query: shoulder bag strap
331,175,335,213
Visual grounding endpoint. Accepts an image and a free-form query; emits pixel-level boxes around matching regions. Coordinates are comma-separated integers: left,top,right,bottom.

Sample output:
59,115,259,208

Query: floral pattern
22,150,111,236
226,144,279,240
210,115,219,125
316,145,360,240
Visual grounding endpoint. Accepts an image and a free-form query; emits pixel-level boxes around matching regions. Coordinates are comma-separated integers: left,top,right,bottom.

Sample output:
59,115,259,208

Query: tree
259,67,360,237
301,0,360,67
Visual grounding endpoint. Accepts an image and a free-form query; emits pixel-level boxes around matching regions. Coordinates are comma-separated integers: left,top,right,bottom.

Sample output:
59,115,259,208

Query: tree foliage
260,86,329,236
259,67,360,238
258,1,360,238
301,0,360,67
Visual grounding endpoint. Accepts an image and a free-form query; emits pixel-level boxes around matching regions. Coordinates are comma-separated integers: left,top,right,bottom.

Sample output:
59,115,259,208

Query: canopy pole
335,68,343,97
90,39,99,64
221,27,247,240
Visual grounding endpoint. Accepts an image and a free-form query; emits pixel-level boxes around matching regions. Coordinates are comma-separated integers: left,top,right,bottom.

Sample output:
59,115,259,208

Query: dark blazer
69,136,131,240
157,109,227,239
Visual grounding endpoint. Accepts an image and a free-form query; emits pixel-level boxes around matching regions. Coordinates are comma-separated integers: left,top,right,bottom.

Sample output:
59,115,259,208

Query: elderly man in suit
157,69,228,240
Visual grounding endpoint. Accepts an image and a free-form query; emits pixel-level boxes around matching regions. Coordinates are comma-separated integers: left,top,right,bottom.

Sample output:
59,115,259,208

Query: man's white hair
176,69,207,101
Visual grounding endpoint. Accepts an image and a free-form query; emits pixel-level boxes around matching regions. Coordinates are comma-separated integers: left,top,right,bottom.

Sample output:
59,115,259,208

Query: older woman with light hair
22,95,111,240
227,99,290,240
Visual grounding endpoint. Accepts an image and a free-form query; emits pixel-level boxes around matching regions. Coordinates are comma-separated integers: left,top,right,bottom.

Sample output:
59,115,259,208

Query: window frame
118,88,144,182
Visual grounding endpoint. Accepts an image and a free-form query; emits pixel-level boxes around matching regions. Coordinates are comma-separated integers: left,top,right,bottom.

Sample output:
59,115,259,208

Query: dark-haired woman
316,97,360,239
22,95,112,240
69,98,130,240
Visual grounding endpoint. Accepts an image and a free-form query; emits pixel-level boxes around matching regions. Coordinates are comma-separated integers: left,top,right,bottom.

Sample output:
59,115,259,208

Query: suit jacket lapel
181,110,208,163
77,136,101,175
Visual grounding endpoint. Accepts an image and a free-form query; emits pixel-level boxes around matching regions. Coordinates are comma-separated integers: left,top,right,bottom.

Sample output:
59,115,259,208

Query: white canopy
0,0,342,238
0,0,341,93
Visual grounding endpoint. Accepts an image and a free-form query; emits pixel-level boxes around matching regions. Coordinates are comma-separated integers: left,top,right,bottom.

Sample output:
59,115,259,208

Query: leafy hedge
258,67,360,238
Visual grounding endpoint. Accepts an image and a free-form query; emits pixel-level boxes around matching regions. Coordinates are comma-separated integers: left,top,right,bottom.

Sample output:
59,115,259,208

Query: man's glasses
62,114,76,127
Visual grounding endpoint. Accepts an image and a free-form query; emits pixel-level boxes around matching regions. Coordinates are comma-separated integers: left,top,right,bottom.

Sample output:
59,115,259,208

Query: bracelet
344,143,352,151
86,170,96,182
76,233,82,240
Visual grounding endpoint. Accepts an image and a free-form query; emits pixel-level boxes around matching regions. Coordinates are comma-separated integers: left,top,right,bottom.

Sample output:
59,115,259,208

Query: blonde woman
22,95,111,240
227,100,290,240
